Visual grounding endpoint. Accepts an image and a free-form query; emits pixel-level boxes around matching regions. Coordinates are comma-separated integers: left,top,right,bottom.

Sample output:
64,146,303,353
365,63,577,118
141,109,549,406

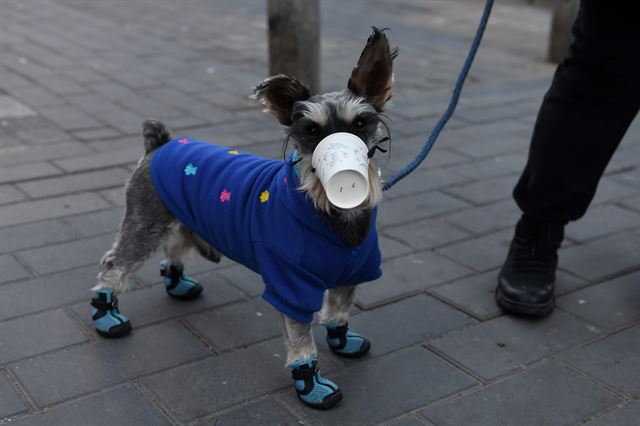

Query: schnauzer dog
90,27,397,409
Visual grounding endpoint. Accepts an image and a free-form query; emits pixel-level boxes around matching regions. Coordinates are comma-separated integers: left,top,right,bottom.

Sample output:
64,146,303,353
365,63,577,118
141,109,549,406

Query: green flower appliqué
184,163,198,176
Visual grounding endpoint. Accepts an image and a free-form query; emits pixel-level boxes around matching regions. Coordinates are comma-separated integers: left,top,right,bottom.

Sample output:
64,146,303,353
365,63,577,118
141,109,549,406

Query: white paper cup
311,132,370,209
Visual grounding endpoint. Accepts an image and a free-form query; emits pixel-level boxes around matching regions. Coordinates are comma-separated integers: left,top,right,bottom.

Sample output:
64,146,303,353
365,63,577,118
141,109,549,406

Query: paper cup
312,132,370,209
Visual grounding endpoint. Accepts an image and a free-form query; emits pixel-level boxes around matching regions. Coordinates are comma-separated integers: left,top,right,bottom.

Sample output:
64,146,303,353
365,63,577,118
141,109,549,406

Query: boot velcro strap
291,360,318,381
91,297,118,312
161,263,183,290
326,323,349,350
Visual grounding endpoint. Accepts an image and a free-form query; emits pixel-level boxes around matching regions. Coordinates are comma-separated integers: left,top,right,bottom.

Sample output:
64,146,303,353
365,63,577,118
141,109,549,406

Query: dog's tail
142,118,172,154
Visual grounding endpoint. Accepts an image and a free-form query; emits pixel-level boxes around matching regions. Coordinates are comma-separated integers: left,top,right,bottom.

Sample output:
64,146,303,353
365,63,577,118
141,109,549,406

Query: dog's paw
91,289,132,338
325,323,371,358
291,358,342,409
161,261,203,300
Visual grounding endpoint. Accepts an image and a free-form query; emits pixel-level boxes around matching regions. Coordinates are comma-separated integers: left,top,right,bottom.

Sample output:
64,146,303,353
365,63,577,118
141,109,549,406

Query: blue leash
382,0,494,191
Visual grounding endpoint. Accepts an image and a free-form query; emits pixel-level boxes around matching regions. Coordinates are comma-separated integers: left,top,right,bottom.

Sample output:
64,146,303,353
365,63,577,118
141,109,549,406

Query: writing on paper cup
312,132,370,209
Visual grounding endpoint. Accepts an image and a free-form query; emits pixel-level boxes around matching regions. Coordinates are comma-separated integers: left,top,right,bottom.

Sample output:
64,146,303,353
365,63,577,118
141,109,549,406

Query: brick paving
0,1,639,425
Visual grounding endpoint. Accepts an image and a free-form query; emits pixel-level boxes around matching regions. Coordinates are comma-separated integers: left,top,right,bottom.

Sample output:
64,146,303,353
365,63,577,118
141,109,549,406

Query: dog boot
161,260,203,300
91,288,132,338
290,358,342,409
324,323,371,358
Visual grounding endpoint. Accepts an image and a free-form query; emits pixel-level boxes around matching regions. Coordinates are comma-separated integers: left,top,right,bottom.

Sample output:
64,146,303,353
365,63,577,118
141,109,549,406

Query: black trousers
513,0,640,224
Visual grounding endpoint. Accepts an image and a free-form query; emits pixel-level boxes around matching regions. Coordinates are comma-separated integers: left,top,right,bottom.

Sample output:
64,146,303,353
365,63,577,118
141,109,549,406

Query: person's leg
497,0,640,316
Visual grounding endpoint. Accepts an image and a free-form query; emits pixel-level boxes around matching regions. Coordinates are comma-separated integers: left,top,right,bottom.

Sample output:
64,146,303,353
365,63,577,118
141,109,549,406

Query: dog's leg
160,224,205,300
319,286,371,358
91,156,175,338
282,314,343,409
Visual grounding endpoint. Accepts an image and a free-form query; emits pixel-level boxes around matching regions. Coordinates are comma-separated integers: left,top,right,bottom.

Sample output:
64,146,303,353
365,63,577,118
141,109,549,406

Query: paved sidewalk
1,1,639,425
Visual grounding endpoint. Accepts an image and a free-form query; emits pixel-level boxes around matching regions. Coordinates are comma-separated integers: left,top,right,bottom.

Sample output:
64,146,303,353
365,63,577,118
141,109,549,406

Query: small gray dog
90,27,397,409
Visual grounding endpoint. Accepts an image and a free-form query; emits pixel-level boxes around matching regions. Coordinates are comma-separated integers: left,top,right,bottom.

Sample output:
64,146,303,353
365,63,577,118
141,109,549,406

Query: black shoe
496,217,564,317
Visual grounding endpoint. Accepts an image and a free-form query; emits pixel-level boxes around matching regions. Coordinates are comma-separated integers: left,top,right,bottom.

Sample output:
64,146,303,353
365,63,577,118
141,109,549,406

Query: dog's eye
307,124,320,135
353,119,366,129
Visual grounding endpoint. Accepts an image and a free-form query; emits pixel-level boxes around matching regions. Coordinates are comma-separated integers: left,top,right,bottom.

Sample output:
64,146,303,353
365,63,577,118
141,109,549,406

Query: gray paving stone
0,192,110,227
8,385,170,426
0,142,92,166
143,339,296,422
619,194,640,213
0,95,36,119
196,398,304,426
0,372,27,419
444,174,518,206
74,276,244,331
0,254,31,283
431,269,585,320
446,153,526,181
18,233,114,275
381,217,470,250
356,251,473,309
429,310,601,380
0,161,62,184
63,208,122,237
185,298,282,352
435,231,511,272
560,326,640,398
420,362,621,426
216,264,264,297
0,219,75,254
384,416,430,426
342,294,471,357
378,191,469,227
456,102,532,124
38,105,103,131
0,184,26,204
557,271,640,331
382,167,470,201
565,204,640,242
0,266,98,322
73,127,121,141
6,86,66,108
0,309,87,365
17,168,130,198
378,235,415,258
99,187,125,206
583,401,640,426
281,347,477,426
10,321,209,407
591,177,640,205
54,139,142,172
560,229,640,280
443,199,520,235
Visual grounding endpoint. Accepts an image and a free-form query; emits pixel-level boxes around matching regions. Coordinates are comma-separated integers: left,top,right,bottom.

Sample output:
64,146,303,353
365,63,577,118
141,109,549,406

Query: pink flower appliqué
283,176,287,185
219,189,231,203
178,138,189,144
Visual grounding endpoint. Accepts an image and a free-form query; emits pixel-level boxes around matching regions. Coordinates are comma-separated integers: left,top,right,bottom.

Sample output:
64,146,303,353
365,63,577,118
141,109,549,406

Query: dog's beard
297,155,382,215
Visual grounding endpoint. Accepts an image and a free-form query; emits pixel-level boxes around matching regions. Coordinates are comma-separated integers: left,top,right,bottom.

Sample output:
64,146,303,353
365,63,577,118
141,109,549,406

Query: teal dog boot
324,323,371,358
291,358,342,409
161,260,203,300
91,288,131,338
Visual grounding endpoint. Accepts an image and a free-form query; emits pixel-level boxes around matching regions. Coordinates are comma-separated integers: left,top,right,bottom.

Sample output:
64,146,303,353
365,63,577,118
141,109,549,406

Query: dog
90,27,397,409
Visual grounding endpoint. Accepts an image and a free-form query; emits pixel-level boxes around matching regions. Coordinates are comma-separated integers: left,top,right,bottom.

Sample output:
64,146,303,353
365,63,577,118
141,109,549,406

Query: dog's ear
347,27,398,111
252,75,311,125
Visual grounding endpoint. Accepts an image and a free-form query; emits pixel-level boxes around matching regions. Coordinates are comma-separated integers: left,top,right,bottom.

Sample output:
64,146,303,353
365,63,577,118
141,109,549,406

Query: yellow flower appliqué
259,191,270,203
228,150,240,155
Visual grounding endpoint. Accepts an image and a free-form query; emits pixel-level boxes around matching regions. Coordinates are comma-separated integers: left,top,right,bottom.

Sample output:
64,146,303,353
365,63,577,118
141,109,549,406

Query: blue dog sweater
150,138,382,323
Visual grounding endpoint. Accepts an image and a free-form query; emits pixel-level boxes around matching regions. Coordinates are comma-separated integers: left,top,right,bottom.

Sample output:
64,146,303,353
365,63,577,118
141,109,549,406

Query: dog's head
253,27,398,213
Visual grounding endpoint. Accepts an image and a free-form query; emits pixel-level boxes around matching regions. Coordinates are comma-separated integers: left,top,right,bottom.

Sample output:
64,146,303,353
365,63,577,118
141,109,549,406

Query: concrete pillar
267,0,320,94
547,0,579,63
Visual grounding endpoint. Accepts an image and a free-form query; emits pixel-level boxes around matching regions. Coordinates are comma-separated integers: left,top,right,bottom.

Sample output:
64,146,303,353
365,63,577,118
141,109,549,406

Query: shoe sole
329,339,371,359
300,389,343,410
96,321,132,338
495,287,555,317
166,284,203,300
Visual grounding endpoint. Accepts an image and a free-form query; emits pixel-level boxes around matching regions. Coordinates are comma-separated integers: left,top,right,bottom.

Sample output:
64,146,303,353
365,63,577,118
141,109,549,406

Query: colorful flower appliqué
219,189,231,203
283,176,288,185
184,163,198,176
259,190,270,203
178,138,189,144
228,150,240,155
